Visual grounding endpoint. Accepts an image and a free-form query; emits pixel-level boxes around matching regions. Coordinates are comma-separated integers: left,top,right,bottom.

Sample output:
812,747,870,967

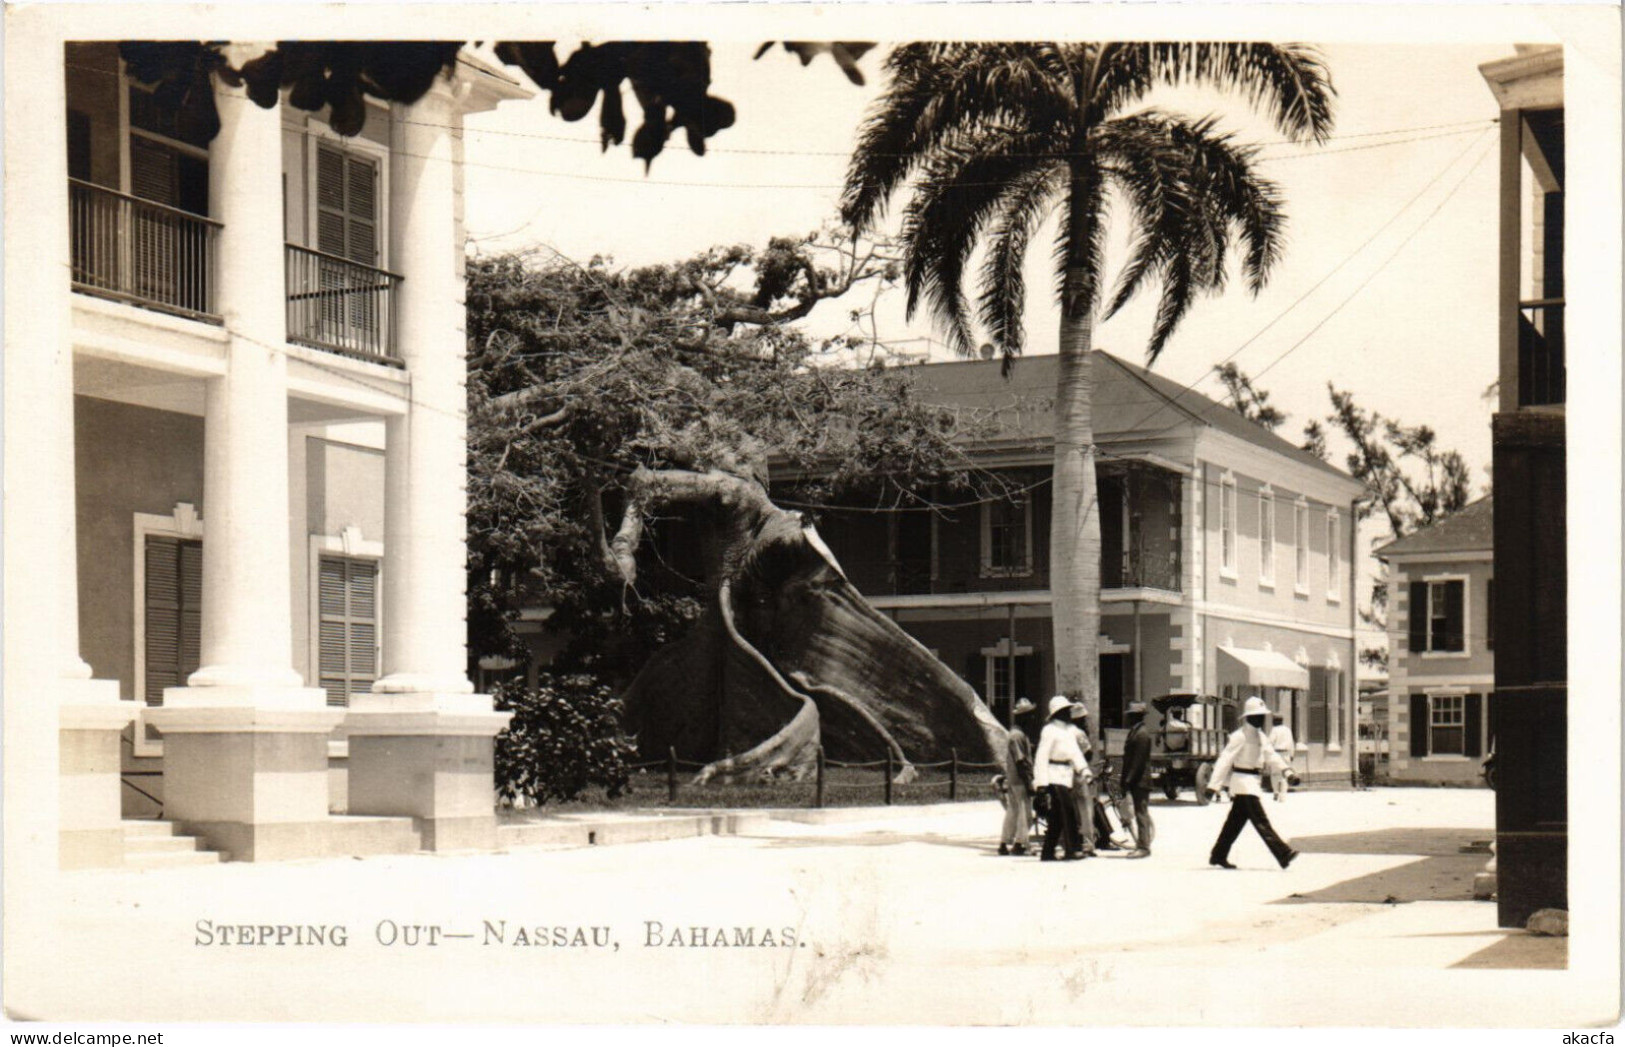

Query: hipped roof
900,350,1351,480
1374,496,1495,558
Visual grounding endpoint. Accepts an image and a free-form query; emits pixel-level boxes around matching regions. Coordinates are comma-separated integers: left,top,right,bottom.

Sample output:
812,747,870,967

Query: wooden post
814,745,825,808
949,748,959,801
667,746,678,803
884,751,894,805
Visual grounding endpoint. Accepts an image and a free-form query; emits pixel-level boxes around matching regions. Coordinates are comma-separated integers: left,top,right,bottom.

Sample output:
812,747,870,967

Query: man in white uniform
1206,695,1299,869
1034,695,1089,861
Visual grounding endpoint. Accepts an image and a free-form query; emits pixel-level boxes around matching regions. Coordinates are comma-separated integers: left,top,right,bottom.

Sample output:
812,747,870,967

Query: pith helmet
1013,698,1037,716
1243,695,1270,718
1047,695,1072,717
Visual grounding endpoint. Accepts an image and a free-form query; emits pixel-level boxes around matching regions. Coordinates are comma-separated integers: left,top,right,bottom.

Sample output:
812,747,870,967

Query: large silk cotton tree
841,43,1335,748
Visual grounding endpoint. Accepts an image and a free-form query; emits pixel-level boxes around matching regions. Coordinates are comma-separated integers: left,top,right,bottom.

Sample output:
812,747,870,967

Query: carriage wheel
1194,762,1213,805
1162,777,1181,802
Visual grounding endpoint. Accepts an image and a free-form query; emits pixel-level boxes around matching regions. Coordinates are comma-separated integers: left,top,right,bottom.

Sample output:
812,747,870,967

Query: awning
1215,646,1309,690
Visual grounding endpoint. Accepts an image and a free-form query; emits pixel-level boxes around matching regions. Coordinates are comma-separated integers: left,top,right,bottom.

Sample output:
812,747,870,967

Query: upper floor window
1293,500,1309,594
1218,474,1236,577
1408,577,1466,654
315,144,380,266
1326,511,1341,601
980,496,1032,577
128,81,210,216
1258,489,1275,587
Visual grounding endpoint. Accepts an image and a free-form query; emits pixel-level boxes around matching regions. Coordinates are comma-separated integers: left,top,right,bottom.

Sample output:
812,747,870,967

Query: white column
372,86,476,703
185,73,303,692
6,32,132,882
348,85,509,853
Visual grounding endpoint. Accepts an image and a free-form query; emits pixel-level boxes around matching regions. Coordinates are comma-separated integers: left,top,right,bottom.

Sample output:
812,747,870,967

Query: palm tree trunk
1050,166,1103,754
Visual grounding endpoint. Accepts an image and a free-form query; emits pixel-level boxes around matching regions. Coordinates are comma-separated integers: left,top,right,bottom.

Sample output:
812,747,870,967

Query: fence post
667,746,678,804
814,745,825,809
884,751,894,806
950,748,958,801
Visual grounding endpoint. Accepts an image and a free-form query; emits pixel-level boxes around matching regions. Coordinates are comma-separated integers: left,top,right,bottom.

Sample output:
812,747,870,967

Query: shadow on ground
1450,934,1567,969
1274,827,1493,904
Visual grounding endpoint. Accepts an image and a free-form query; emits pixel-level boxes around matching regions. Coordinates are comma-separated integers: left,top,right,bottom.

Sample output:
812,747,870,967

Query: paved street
7,788,1586,1026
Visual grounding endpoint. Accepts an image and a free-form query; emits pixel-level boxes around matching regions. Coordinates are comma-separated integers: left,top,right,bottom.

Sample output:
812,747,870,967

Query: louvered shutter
1308,667,1329,744
314,147,380,345
1464,694,1483,758
1486,579,1495,651
1409,693,1429,757
129,136,180,303
317,556,379,707
144,536,202,705
1408,581,1428,653
1443,580,1465,651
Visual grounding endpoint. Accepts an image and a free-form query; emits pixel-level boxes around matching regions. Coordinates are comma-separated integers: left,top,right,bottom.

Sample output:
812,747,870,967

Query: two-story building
1376,497,1494,785
10,41,530,867
798,351,1366,786
1479,45,1566,926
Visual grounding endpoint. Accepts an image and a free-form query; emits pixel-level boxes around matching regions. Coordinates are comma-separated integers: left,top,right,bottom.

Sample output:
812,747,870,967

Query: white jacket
1208,724,1289,797
1034,721,1088,788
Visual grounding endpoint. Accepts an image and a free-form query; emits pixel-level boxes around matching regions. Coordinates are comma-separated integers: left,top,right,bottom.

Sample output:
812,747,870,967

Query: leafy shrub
492,674,638,805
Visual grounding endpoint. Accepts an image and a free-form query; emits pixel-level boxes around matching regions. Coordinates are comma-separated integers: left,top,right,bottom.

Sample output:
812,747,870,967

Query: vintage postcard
3,1,1619,1032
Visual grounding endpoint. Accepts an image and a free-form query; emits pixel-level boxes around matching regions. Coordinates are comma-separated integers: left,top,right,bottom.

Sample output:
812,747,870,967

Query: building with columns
7,41,530,867
782,352,1366,787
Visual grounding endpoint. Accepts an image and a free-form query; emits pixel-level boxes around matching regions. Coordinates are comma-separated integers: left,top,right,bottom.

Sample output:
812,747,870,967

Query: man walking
1120,701,1154,858
998,698,1036,855
1206,696,1299,869
1034,695,1088,861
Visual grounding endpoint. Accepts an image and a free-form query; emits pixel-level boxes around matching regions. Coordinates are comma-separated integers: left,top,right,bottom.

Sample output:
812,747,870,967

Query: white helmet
1048,695,1073,717
1242,695,1270,718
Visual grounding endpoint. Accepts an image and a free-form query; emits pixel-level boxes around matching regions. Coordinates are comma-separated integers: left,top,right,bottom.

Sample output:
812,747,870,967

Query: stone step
122,819,182,838
125,849,222,869
125,834,206,854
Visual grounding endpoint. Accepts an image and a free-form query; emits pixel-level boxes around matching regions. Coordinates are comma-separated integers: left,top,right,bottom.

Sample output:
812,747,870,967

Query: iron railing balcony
69,178,221,322
285,244,402,366
1517,298,1564,407
1106,548,1182,592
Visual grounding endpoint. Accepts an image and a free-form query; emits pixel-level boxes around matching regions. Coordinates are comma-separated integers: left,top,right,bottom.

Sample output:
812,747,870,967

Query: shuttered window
316,145,378,265
318,555,378,707
1428,580,1466,652
144,536,202,705
1307,667,1330,745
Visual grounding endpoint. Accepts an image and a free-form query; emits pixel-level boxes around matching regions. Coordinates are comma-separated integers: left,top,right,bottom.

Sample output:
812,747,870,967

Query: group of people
996,693,1298,870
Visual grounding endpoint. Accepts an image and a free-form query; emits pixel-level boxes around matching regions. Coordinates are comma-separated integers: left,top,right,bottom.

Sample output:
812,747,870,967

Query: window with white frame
1326,510,1341,600
1428,694,1465,755
980,496,1032,576
1219,474,1236,576
1408,577,1467,654
1293,499,1309,593
1258,488,1275,586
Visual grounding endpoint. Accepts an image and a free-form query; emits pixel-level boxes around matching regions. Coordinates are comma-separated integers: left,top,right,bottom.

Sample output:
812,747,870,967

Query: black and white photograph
2,1,1619,1032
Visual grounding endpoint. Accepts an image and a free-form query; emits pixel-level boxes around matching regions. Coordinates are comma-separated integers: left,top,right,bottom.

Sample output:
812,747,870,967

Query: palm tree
841,43,1334,745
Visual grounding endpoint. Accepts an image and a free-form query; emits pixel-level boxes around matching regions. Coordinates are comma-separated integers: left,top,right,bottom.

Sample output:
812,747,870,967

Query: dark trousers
1128,786,1154,852
1042,785,1080,859
1210,794,1292,866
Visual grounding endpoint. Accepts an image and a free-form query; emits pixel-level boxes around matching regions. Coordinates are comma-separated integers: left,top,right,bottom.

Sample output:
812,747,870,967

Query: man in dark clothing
1119,701,1154,858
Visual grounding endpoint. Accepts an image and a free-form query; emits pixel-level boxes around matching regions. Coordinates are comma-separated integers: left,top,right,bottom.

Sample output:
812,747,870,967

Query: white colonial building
5,38,530,867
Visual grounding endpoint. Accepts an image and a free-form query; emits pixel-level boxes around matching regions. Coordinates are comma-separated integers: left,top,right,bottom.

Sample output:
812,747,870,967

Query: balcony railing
285,244,402,365
1517,298,1564,407
69,179,221,322
1105,548,1182,592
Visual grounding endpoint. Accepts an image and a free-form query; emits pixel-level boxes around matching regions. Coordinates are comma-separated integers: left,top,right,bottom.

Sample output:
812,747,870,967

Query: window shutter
1409,693,1429,757
1486,579,1494,651
1464,694,1483,758
1408,581,1428,653
317,556,379,707
144,536,202,705
345,157,378,265
1308,668,1329,744
1444,580,1465,651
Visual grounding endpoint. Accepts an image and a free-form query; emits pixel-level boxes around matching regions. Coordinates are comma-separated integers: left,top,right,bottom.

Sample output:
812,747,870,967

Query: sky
459,40,1519,661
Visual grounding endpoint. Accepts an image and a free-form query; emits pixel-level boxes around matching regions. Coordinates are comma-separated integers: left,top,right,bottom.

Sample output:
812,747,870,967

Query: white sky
461,41,1517,661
